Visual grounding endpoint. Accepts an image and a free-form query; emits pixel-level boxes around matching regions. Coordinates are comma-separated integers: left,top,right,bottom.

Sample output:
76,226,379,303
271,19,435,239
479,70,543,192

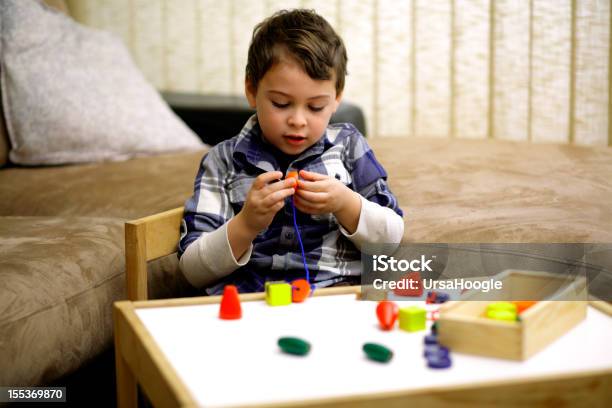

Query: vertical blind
67,0,611,145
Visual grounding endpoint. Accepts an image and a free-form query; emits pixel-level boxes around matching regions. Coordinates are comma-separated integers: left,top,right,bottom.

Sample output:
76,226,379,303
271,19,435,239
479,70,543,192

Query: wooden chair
124,207,184,301
117,207,185,407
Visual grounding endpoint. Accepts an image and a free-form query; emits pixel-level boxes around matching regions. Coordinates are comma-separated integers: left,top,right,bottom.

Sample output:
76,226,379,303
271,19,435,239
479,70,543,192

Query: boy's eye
272,101,289,108
309,106,325,112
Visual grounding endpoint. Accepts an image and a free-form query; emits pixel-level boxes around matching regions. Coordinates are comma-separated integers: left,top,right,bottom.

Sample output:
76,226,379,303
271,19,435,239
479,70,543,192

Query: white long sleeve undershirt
179,195,404,289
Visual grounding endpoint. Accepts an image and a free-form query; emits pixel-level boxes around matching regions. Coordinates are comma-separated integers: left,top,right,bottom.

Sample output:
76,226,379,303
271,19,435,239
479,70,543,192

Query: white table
114,287,612,407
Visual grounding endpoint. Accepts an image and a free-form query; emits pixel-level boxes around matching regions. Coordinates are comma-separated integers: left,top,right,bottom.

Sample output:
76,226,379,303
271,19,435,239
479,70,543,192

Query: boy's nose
288,109,307,128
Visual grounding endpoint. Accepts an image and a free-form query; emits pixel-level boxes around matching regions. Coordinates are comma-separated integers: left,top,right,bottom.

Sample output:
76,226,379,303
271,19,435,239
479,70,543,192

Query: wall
66,0,611,145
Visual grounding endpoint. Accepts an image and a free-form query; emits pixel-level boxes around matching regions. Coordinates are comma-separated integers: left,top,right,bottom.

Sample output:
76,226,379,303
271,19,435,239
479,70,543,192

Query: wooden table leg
115,307,137,408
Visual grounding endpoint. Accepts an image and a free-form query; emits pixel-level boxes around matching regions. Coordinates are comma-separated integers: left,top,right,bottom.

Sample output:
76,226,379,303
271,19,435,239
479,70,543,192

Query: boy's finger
294,196,319,214
266,177,296,194
271,200,286,212
297,179,326,192
254,171,284,189
299,170,328,181
264,187,295,208
283,177,298,188
293,196,309,212
296,189,326,203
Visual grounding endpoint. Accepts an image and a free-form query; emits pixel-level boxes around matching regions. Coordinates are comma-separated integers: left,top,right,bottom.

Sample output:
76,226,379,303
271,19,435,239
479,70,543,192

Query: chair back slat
125,207,184,301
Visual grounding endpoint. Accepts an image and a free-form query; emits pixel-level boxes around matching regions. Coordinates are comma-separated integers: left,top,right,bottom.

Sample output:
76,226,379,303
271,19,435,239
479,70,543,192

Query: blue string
291,195,310,284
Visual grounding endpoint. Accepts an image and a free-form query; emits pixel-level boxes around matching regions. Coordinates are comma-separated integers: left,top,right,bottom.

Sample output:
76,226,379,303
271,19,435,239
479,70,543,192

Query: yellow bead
265,281,292,306
398,306,426,332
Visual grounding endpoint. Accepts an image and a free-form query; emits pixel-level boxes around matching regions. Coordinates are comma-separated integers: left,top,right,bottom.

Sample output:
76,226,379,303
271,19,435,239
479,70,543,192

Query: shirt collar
233,115,334,173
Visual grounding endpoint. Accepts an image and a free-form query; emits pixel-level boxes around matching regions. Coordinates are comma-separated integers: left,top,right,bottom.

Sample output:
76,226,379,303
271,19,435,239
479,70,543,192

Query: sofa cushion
0,216,195,385
370,137,612,242
0,0,204,165
0,150,206,218
0,216,124,385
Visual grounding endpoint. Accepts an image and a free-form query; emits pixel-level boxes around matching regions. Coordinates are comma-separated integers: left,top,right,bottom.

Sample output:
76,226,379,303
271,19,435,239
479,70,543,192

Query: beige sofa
0,122,207,386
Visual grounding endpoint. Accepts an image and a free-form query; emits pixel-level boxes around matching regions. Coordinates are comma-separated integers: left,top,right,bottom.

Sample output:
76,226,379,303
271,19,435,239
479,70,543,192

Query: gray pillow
0,0,205,165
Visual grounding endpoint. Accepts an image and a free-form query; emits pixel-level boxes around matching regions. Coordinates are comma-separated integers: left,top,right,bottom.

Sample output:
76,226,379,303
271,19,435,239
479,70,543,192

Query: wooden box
437,270,587,360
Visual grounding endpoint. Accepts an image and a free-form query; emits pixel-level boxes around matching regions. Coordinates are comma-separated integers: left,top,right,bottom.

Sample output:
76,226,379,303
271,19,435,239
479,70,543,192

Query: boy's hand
294,169,361,233
294,170,358,216
238,171,296,234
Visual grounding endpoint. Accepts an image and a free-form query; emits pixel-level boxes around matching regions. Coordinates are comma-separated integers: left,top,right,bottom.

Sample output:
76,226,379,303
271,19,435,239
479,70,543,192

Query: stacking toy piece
219,285,242,320
376,301,399,331
399,306,427,332
363,342,393,363
291,279,311,303
392,271,423,297
278,337,310,356
265,281,292,306
424,334,438,345
486,302,517,322
427,354,452,369
424,344,450,358
426,291,450,304
421,326,453,369
512,300,537,314
487,301,516,312
487,310,517,321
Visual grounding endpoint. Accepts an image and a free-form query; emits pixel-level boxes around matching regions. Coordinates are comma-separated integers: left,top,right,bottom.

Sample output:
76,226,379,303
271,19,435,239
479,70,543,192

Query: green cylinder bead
363,342,393,363
278,337,311,356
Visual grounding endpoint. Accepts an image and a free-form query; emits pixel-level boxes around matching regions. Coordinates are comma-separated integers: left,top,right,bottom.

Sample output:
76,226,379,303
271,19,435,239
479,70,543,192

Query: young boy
178,9,403,295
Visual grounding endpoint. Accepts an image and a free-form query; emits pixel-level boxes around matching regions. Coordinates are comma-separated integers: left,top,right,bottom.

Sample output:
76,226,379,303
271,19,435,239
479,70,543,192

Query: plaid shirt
179,115,403,295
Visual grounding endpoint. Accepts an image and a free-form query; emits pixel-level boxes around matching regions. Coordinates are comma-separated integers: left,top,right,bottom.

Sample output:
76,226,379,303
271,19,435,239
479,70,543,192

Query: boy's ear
245,80,257,108
332,91,343,113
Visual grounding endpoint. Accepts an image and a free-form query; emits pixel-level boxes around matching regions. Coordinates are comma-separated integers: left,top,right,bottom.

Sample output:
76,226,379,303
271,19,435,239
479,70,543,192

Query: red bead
393,271,423,297
219,285,242,320
376,301,399,331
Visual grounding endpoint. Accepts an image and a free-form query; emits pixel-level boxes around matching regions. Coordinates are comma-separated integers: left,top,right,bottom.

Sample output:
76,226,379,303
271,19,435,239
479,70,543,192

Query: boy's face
245,56,342,156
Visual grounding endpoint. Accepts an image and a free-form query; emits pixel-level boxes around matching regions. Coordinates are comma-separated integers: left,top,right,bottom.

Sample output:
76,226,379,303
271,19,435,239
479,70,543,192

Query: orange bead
286,171,299,191
511,300,537,314
291,279,311,303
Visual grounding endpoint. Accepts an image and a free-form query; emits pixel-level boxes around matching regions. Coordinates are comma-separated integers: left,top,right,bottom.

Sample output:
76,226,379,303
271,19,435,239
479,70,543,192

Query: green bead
363,342,393,363
278,337,311,356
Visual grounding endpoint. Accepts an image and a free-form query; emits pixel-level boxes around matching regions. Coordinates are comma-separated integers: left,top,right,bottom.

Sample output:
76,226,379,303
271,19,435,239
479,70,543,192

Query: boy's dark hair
246,9,347,94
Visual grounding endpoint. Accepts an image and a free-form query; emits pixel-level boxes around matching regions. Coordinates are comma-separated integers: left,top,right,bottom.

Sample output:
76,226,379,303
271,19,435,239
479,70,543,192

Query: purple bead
434,293,450,304
427,354,452,369
424,334,438,345
424,345,450,358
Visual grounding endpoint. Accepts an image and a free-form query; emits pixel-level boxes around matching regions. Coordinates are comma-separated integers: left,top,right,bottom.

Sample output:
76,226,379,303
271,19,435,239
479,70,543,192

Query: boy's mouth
284,134,307,145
